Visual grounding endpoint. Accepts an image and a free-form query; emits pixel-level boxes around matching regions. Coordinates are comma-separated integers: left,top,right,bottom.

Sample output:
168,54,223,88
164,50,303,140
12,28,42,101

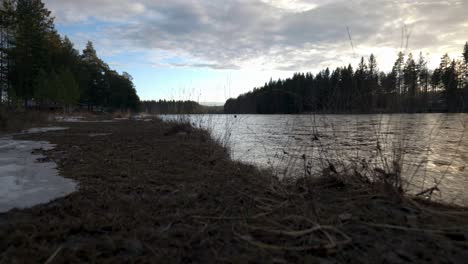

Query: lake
161,114,468,205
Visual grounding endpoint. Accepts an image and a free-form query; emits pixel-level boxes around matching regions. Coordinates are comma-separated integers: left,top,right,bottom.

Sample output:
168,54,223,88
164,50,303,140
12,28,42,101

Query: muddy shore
1,119,468,263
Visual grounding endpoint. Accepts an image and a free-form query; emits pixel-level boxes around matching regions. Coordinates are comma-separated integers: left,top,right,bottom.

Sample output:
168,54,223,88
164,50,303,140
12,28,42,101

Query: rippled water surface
162,114,468,204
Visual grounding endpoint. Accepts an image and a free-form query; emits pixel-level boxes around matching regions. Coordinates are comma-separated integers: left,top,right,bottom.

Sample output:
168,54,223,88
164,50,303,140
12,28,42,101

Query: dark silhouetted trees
462,42,468,111
225,45,468,114
141,100,222,114
0,0,139,111
403,53,417,111
7,0,54,107
433,54,460,112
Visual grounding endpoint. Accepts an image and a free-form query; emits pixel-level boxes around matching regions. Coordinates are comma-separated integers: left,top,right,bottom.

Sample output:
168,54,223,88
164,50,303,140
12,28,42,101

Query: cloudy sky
44,0,468,103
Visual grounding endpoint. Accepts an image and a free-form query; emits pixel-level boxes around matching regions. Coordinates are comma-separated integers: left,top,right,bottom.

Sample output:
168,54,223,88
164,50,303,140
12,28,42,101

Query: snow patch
54,116,85,122
0,134,77,213
23,127,68,134
88,133,111,137
53,115,117,123
133,114,154,122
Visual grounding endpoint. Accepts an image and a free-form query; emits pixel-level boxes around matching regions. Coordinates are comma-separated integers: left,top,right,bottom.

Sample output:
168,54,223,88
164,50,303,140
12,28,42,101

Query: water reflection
161,114,468,205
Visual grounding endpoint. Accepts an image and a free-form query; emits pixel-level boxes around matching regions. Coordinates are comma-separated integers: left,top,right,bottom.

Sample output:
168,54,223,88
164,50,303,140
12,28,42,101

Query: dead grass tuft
1,119,468,263
0,107,49,134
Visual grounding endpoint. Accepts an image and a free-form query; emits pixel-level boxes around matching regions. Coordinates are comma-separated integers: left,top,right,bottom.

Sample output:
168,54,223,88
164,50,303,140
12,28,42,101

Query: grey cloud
45,0,468,71
169,62,241,70
44,0,146,23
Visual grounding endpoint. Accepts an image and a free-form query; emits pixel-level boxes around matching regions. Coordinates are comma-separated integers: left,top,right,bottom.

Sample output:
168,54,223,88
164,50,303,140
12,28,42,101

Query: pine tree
0,0,16,104
404,53,417,111
82,41,101,65
354,57,369,112
61,36,80,65
81,41,109,109
416,53,427,89
56,67,79,110
462,42,468,90
431,68,441,92
368,54,378,77
392,52,405,95
404,54,417,94
33,68,49,103
417,52,430,110
448,60,459,111
9,0,55,107
48,70,61,104
367,54,378,109
462,42,468,110
439,54,452,91
436,54,460,111
463,42,468,66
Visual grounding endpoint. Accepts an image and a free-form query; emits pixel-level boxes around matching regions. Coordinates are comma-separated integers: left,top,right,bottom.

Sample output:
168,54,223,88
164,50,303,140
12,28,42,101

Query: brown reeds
1,118,467,263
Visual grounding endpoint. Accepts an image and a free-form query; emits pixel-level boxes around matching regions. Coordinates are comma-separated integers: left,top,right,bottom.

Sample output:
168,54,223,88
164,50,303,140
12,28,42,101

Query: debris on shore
1,119,467,263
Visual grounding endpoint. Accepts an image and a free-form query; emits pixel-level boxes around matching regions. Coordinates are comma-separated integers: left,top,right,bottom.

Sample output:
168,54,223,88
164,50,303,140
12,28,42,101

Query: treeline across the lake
0,0,139,111
225,44,468,114
142,100,223,115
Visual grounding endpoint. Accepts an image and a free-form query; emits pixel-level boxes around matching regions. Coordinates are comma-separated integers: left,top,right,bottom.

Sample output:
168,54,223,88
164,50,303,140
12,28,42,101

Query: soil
1,119,468,263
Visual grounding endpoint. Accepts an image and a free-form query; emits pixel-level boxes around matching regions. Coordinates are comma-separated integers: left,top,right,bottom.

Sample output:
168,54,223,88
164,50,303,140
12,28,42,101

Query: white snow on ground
53,115,117,123
0,129,77,213
53,115,85,122
132,114,153,122
22,127,68,134
88,133,111,137
54,115,117,123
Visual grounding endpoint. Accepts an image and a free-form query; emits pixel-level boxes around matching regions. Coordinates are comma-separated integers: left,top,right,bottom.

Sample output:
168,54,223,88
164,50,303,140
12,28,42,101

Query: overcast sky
44,0,468,103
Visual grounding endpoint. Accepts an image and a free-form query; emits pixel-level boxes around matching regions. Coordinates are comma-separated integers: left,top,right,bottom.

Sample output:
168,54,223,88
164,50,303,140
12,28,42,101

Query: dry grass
111,110,132,119
1,119,467,263
274,113,468,206
0,107,49,134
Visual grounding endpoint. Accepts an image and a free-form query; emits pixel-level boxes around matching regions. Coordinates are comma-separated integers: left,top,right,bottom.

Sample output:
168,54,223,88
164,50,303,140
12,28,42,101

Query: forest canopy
225,45,468,114
0,0,140,111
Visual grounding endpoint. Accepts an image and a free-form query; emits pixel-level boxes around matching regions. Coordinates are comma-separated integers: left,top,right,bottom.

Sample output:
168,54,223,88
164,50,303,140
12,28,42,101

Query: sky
44,0,468,103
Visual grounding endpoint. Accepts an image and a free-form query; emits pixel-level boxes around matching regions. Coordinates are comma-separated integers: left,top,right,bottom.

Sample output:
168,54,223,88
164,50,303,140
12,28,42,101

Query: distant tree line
225,44,468,114
142,100,223,114
0,0,139,111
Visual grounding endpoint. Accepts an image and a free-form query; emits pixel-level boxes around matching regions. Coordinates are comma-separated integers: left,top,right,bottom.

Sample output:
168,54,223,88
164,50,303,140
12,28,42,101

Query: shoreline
1,118,468,263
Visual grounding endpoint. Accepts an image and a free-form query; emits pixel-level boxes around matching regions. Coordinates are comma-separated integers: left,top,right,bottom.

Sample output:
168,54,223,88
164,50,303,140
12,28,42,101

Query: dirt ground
1,119,468,263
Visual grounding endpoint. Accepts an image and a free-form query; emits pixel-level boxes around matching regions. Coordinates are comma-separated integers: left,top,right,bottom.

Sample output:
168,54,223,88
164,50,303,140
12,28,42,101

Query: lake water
162,114,468,205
